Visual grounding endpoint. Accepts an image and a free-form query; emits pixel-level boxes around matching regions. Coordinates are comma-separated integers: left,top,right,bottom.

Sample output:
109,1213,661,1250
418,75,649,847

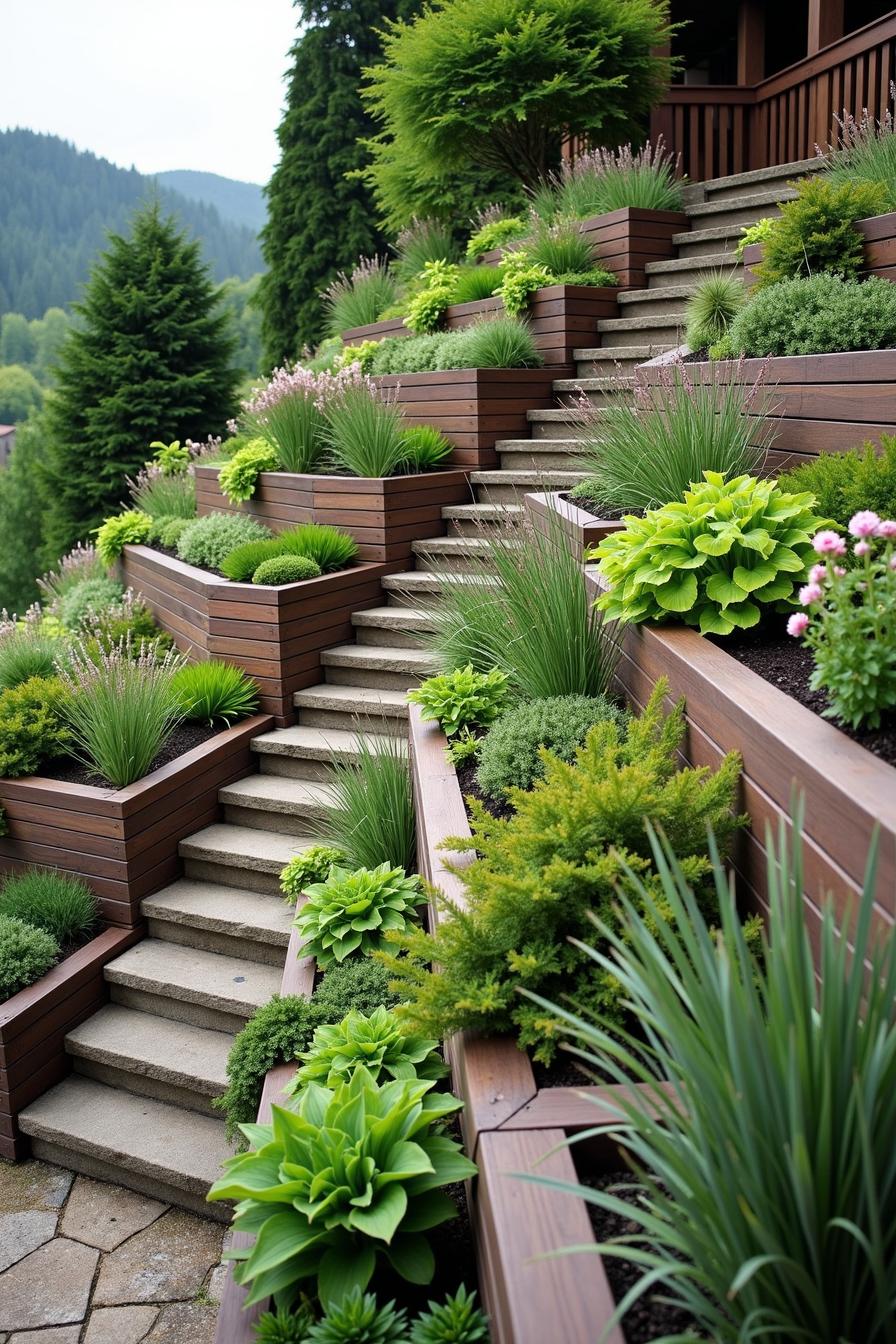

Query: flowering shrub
295,863,425,965
787,511,896,728
407,665,509,737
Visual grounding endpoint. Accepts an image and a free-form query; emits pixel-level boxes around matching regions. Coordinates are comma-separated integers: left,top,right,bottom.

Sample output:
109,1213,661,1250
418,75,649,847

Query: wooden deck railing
651,11,896,182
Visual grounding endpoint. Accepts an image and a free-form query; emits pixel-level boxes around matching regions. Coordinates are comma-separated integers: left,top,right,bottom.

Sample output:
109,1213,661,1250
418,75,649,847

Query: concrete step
142,878,293,965
645,251,743,285
571,345,651,377
617,284,698,319
220,772,337,834
295,681,410,736
699,156,821,202
104,938,282,1034
66,1003,232,1117
412,534,492,573
471,468,588,503
550,379,631,410
443,502,523,535
18,1075,235,1220
684,187,794,229
254,723,404,780
351,605,436,648
673,222,751,257
382,569,498,609
527,408,596,442
594,314,682,348
497,439,585,471
321,642,438,690
180,823,310,895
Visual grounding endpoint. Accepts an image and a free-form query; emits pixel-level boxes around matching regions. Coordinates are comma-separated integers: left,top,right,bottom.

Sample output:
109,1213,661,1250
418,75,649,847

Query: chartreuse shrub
476,693,626,798
0,916,59,1002
290,1006,447,1090
0,627,62,690
494,252,552,317
307,1289,407,1343
734,215,777,259
778,433,896,529
0,871,98,948
684,272,745,351
253,556,322,585
219,440,280,504
754,176,888,286
295,864,425,965
410,1287,488,1344
150,438,191,474
594,472,825,637
94,510,153,565
466,214,527,260
280,846,346,904
0,676,71,777
171,662,258,725
723,273,896,357
405,261,461,335
177,513,272,571
381,683,744,1063
520,810,896,1342
408,665,508,737
208,1067,476,1306
314,735,415,873
59,577,125,630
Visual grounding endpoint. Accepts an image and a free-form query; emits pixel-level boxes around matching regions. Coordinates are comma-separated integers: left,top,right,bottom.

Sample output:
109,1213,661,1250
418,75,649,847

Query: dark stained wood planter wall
0,715,272,928
743,210,896,286
526,490,623,553
120,544,401,724
194,464,472,564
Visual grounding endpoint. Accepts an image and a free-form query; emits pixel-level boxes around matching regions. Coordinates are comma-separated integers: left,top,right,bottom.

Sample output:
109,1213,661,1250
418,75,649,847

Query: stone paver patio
0,1160,226,1342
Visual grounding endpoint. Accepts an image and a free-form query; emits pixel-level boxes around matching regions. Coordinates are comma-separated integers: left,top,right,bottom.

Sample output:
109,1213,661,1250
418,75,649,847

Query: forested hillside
0,129,263,316
155,170,266,232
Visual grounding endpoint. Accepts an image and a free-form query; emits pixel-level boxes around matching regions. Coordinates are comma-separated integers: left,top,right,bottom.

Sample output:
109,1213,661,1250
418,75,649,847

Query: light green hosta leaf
694,530,736,556
732,561,778,593
751,574,797,603
705,572,749,606
738,527,773,554
655,572,698,612
766,544,805,573
726,599,761,628
698,607,736,636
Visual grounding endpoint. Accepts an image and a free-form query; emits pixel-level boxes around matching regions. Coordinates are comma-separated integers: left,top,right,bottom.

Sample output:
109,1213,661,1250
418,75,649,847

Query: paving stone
0,1238,98,1329
206,1262,230,1303
143,1301,218,1343
7,1328,81,1343
0,1159,73,1214
83,1305,160,1343
61,1175,167,1251
0,1210,58,1271
93,1208,224,1305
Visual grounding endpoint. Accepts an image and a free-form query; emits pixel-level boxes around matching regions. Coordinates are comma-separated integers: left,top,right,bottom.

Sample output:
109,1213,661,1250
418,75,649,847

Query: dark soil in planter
721,631,896,767
579,1170,697,1343
456,759,514,823
559,491,629,522
532,1053,595,1089
41,721,222,787
363,1181,478,1313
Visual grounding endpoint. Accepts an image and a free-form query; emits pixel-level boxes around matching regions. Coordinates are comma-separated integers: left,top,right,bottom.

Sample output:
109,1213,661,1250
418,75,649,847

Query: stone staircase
15,155,823,1217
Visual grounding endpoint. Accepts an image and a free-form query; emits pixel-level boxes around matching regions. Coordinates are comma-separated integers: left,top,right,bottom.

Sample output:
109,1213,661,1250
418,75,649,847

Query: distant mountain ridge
0,129,263,318
155,170,266,233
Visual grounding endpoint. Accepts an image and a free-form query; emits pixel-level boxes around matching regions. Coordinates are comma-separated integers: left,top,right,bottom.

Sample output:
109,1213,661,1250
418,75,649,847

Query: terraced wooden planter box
376,368,561,469
344,285,620,367
526,491,623,556
0,927,142,1160
637,348,896,467
743,210,896,285
0,715,272,928
120,544,400,723
194,464,472,564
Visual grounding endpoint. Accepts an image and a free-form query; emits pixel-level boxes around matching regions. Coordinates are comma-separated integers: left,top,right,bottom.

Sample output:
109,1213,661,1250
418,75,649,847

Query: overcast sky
0,0,299,185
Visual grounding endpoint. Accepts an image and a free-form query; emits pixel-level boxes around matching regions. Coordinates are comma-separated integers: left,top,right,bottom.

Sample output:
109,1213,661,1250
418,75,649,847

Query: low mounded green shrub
754,176,888,286
213,994,319,1143
295,863,425,965
94,510,153,565
367,319,541,375
724,273,896,357
171,662,259,725
778,434,896,529
154,516,193,550
0,676,71,778
177,513,272,572
0,915,59,1002
59,577,125,630
476,693,627,798
279,845,346,903
252,555,321,585
311,955,400,1020
0,871,98,948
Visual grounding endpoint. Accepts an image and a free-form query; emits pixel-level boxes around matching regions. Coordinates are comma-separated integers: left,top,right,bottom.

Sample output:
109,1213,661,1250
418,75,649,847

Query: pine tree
0,417,48,614
41,203,238,560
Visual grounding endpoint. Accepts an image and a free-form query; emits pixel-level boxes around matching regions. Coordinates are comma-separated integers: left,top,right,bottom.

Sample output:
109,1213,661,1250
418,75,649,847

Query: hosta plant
289,1006,448,1091
208,1066,476,1307
407,664,508,737
594,472,825,637
295,863,425,965
280,846,347,904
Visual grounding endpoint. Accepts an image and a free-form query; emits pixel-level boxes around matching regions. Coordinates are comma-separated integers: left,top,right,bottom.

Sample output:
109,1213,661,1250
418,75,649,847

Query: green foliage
0,915,59,1003
0,676,71,777
0,364,43,423
338,341,382,374
213,995,320,1144
531,139,683,221
397,425,453,472
458,316,542,369
393,219,459,284
755,177,888,286
171,662,259,725
476,692,625,797
523,813,896,1342
448,264,505,305
219,274,264,379
382,683,742,1062
409,1288,489,1344
494,253,553,317
40,203,238,561
292,1006,447,1089
429,516,618,698
254,1305,316,1344
684,272,745,350
59,577,125,630
208,1066,475,1308
82,592,170,659
151,439,191,475
177,513,272,572
734,216,776,259
0,871,98,948
296,863,425,965
313,735,416,872
444,728,480,768
94,512,152,567
277,525,360,573
0,420,50,614
155,516,193,550
280,847,348,904
823,102,896,209
575,357,771,514
595,472,825,637
725,273,896,357
778,434,896,529
322,258,400,338
466,215,527,261
307,1289,408,1344
253,555,322,585
312,957,401,1021
0,628,61,691
220,539,283,582
219,442,280,504
526,218,595,276
325,384,407,477
129,467,196,521
405,261,460,335
408,665,508,737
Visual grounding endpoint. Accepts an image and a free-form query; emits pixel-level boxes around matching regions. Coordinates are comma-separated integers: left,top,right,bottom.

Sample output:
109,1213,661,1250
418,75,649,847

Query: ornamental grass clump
382,683,744,1062
38,543,105,608
277,523,359,572
393,217,459,283
0,871,98,948
324,381,408,478
208,1067,476,1307
822,93,896,208
290,1006,448,1090
295,863,425,965
398,424,453,472
407,665,508,737
458,315,542,368
171,662,259,725
0,626,62,690
520,811,896,1343
128,461,197,519
314,733,415,872
684,271,745,350
321,257,399,337
449,263,505,304
240,364,360,473
595,471,826,637
786,512,896,728
532,138,683,221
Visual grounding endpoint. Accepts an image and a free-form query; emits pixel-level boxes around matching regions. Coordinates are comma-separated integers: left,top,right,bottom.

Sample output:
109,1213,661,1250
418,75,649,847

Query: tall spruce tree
41,203,237,560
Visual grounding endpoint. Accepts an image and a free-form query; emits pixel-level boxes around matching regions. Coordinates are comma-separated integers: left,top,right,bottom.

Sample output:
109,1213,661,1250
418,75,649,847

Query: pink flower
798,582,823,605
809,563,828,584
787,612,810,637
890,555,896,571
876,519,896,538
813,529,846,556
854,540,871,557
834,566,847,577
849,510,881,537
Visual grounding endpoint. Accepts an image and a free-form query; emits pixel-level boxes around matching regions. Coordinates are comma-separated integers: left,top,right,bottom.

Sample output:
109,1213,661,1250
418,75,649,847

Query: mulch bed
41,721,222,787
559,491,629,521
720,630,896,767
456,759,514,823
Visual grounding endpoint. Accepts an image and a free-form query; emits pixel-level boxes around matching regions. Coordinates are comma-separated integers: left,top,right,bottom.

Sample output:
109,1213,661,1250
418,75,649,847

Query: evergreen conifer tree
0,418,48,614
41,203,237,559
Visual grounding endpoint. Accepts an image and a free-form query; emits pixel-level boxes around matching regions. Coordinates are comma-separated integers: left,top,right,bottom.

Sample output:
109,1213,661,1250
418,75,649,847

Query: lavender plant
321,256,399,337
531,138,683,222
238,365,365,473
38,543,105,608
